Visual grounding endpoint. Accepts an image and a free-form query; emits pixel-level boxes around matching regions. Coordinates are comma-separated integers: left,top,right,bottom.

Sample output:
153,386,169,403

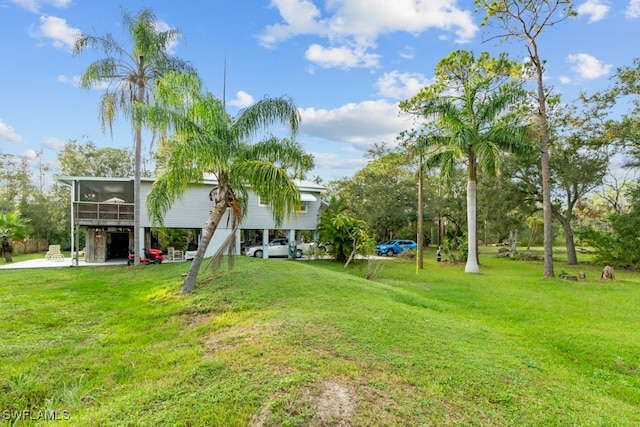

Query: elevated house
57,175,326,264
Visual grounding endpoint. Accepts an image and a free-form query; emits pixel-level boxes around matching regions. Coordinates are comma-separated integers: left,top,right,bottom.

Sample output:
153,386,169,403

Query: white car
245,238,308,258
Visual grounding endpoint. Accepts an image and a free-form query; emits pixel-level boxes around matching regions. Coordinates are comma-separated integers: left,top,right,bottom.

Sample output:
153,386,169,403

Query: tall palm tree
141,72,310,293
399,133,432,270
401,50,531,273
73,7,197,265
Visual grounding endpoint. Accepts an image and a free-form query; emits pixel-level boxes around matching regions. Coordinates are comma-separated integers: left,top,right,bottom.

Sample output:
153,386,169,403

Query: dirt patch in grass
204,321,283,353
315,379,357,424
251,379,356,426
184,312,215,328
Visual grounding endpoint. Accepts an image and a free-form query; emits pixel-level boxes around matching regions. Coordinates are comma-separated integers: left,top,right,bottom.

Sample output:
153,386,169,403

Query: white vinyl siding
59,176,325,261
139,180,322,231
140,182,233,229
243,192,320,230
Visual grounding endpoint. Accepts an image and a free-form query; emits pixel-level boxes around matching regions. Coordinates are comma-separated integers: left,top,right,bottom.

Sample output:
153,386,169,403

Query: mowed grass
1,250,639,426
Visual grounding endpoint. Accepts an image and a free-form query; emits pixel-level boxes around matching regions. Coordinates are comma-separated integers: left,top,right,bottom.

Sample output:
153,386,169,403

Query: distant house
57,175,325,263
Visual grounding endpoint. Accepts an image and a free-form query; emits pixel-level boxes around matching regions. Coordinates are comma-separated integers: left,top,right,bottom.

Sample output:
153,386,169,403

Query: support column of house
235,229,241,255
313,230,320,259
74,225,80,266
139,227,146,259
288,229,296,259
262,228,269,259
70,180,76,267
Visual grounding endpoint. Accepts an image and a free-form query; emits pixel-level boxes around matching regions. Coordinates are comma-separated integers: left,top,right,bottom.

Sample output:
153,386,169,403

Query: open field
1,249,639,426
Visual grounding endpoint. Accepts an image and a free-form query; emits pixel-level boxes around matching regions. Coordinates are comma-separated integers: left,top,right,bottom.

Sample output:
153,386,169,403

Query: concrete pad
0,258,128,270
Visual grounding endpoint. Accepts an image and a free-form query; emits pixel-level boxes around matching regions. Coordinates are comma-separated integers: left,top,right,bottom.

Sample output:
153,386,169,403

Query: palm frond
242,137,309,170
146,175,173,226
475,141,501,176
233,160,300,227
146,139,207,225
428,150,459,184
206,212,239,273
233,96,301,141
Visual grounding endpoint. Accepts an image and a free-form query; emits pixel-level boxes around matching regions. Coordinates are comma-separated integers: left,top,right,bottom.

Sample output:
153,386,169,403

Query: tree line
321,1,639,273
323,53,639,270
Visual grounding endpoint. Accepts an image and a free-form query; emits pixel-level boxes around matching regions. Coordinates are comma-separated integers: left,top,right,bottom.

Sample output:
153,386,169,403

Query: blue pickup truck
375,239,417,256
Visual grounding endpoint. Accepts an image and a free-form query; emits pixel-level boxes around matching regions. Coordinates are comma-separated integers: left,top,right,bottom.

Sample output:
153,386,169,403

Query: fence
13,238,50,254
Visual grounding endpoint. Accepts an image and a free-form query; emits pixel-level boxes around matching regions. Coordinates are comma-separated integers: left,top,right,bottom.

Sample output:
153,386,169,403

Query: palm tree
400,50,531,273
141,72,310,293
73,7,197,265
399,133,432,270
0,212,29,262
318,195,353,263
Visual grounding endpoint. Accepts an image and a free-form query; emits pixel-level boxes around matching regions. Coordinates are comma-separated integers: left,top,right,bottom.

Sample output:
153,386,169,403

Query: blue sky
1,0,639,186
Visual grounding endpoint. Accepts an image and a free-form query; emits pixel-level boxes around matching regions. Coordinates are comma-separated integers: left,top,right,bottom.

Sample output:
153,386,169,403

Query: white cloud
8,0,71,13
577,0,610,22
21,148,39,160
559,75,572,84
375,71,431,100
309,151,368,170
305,44,380,69
42,136,65,150
259,0,326,47
260,0,477,69
263,0,478,44
299,99,412,150
0,119,24,143
29,15,80,50
399,46,415,60
57,74,109,90
566,53,612,79
627,0,640,18
227,91,255,108
57,74,79,86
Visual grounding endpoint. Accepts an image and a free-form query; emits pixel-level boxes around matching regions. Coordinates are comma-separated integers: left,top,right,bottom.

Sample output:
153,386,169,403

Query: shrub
442,235,468,263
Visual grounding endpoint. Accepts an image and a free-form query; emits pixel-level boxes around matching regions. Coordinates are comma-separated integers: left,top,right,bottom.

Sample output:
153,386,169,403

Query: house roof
57,175,327,194
199,173,326,192
57,176,133,198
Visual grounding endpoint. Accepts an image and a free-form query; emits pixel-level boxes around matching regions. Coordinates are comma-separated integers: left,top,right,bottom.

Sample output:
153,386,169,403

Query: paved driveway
0,258,128,270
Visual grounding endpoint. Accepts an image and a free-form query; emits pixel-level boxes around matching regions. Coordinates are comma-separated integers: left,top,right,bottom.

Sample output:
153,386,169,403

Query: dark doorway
108,232,130,259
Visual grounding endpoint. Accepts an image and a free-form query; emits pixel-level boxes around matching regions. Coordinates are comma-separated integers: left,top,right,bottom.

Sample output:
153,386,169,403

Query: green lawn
1,250,639,426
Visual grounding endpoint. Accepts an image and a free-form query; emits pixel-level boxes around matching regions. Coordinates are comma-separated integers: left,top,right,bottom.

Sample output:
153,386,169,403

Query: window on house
296,201,308,213
259,196,309,212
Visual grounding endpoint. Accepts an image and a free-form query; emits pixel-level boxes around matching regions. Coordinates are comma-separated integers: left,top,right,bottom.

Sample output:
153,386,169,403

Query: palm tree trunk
133,56,145,267
417,154,424,270
465,179,479,273
533,52,555,278
181,186,230,294
133,124,142,267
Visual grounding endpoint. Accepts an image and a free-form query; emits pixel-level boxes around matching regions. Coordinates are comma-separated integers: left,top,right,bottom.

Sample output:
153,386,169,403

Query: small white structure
57,175,325,264
103,196,125,204
45,244,65,261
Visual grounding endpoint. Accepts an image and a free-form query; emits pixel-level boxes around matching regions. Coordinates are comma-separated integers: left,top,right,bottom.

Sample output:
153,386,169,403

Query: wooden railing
74,202,134,223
